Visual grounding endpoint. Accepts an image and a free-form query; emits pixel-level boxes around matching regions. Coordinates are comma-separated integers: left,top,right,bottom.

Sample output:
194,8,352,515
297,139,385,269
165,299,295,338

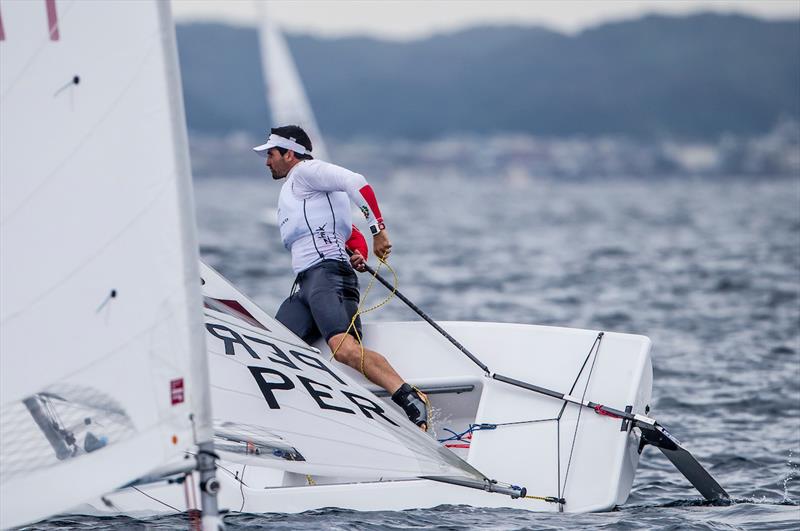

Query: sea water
36,174,799,529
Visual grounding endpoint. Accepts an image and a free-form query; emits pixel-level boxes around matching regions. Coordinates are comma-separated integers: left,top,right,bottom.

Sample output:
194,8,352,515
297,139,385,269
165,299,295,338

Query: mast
156,3,222,528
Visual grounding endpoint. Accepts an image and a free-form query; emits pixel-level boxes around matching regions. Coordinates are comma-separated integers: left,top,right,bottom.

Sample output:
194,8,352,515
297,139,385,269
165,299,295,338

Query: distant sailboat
257,3,329,161
255,5,328,226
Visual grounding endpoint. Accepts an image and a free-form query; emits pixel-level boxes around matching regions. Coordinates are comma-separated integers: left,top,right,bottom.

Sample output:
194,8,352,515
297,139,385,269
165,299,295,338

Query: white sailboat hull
88,315,651,515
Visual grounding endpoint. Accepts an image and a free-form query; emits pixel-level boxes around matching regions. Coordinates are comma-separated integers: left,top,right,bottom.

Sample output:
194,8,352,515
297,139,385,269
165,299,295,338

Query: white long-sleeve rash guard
277,159,385,273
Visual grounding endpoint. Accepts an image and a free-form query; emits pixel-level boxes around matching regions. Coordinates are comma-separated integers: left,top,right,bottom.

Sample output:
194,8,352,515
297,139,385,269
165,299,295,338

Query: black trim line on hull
371,384,475,397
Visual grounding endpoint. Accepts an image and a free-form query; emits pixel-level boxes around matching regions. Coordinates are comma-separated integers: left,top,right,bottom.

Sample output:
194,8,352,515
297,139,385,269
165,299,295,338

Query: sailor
254,125,429,431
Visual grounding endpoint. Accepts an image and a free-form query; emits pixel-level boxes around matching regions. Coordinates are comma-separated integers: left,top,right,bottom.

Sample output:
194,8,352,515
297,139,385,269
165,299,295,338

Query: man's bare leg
328,332,403,393
328,332,428,430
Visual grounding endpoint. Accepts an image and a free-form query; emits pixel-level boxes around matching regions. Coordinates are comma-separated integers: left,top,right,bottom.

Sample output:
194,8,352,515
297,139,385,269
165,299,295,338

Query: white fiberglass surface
200,262,485,482
0,1,206,527
345,321,652,512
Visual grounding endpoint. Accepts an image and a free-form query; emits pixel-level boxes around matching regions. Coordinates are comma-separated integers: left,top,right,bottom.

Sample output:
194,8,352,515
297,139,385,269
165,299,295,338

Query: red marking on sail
171,378,185,405
0,7,5,41
204,296,269,331
46,0,59,41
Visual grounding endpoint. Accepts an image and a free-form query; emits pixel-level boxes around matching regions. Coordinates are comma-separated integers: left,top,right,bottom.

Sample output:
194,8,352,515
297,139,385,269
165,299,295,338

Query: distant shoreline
188,122,800,179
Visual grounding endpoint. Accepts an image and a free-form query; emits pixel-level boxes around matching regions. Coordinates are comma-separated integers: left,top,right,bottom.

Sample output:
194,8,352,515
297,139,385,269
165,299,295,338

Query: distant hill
175,14,800,140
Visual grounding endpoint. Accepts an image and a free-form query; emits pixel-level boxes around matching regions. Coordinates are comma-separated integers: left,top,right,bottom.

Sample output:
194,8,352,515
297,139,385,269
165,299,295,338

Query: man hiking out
254,125,429,431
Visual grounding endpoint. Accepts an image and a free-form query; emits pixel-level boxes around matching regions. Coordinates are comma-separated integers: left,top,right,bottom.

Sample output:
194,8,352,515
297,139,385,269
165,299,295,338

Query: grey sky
171,0,799,40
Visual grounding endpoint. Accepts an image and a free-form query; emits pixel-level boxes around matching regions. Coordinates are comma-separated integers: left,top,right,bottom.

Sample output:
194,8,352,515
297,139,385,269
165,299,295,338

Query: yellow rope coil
328,254,431,431
330,253,398,379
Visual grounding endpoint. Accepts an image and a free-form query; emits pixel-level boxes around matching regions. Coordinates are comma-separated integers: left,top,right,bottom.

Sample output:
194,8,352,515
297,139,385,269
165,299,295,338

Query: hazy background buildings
171,2,800,179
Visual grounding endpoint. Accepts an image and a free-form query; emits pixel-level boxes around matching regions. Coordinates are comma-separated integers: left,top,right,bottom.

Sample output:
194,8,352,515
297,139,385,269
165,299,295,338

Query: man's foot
391,383,429,431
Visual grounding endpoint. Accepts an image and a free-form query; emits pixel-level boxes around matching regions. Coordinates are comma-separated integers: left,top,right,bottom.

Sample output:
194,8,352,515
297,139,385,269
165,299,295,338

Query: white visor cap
253,133,308,157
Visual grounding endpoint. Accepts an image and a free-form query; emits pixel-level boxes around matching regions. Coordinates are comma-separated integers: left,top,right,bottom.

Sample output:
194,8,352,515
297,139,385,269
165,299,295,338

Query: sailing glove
392,383,429,431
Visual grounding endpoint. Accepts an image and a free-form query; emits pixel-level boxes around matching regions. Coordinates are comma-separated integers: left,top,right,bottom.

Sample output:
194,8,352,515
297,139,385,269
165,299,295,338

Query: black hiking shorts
275,259,362,345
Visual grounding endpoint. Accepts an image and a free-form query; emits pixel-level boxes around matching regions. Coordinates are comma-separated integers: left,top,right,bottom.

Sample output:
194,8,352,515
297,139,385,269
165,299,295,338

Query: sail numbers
206,323,399,427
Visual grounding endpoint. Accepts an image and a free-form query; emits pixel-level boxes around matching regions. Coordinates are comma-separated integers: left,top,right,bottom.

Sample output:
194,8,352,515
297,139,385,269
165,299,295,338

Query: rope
437,423,498,443
560,335,603,501
238,465,247,512
326,252,435,430
524,494,567,504
323,251,435,430
437,418,559,448
432,337,604,507
131,486,181,513
492,418,559,428
330,252,398,379
490,480,565,505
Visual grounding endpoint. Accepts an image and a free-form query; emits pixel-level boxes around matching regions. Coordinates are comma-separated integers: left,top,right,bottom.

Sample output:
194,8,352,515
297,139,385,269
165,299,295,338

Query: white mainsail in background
0,1,214,527
257,2,329,161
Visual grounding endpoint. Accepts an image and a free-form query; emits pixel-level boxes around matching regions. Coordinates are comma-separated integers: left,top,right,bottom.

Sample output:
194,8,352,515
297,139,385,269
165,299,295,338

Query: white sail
257,3,329,160
201,262,485,482
0,1,211,527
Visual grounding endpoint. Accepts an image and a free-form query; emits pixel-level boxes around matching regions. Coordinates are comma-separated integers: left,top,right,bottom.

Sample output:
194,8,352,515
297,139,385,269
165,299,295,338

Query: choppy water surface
44,175,800,529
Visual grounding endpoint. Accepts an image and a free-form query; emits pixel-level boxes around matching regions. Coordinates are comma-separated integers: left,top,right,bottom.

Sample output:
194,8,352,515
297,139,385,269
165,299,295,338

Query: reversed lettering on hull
207,322,397,427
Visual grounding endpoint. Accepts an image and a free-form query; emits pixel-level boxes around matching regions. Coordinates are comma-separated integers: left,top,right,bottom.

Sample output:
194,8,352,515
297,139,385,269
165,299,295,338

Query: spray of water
427,405,450,441
781,448,798,504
